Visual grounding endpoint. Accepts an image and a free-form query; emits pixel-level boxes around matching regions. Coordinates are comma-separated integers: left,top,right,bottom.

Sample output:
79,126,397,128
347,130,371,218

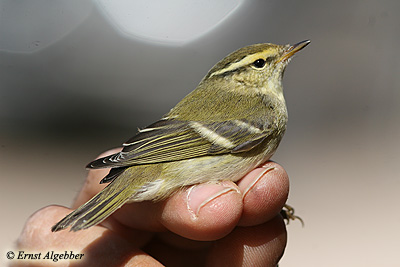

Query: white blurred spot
95,0,246,45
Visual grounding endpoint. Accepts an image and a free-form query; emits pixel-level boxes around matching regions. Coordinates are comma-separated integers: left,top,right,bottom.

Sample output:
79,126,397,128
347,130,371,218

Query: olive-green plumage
52,40,310,232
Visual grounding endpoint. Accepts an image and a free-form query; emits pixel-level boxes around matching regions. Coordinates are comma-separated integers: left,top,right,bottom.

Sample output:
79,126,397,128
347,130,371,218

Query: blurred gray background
1,0,399,266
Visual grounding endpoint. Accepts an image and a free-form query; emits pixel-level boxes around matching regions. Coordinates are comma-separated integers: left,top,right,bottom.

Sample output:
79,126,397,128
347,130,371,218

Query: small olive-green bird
52,40,310,232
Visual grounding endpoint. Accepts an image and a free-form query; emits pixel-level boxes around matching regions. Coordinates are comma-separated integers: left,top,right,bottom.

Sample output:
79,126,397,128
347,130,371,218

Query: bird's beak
278,40,310,63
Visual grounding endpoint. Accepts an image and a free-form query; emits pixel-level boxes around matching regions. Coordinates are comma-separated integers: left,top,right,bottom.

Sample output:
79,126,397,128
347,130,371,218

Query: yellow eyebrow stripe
210,50,276,77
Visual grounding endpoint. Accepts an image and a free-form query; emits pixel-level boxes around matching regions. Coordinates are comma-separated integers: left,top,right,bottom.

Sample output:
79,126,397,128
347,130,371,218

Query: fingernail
187,182,239,218
242,167,275,200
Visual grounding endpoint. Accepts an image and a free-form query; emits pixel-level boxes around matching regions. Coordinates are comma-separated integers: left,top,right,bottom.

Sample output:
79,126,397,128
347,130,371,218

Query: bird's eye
252,59,266,68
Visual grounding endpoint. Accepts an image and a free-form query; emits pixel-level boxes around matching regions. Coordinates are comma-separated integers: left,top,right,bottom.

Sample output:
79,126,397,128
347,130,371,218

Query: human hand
16,149,289,266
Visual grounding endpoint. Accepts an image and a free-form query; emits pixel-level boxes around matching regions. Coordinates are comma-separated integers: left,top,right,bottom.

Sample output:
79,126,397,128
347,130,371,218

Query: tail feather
51,183,134,232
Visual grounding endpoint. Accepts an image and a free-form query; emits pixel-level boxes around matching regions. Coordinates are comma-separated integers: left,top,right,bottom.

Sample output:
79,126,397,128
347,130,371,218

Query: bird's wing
87,118,271,169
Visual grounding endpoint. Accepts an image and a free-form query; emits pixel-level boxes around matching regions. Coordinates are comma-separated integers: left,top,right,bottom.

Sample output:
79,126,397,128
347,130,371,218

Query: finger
17,205,162,266
237,161,289,226
161,181,243,241
142,216,286,267
113,181,243,241
113,162,289,245
141,232,210,267
206,215,287,266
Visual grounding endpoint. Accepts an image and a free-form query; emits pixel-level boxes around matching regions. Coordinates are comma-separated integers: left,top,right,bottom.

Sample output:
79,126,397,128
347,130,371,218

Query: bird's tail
51,178,136,232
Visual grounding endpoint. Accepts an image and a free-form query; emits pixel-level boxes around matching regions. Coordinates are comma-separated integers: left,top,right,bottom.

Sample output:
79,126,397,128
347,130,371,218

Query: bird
52,40,310,232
